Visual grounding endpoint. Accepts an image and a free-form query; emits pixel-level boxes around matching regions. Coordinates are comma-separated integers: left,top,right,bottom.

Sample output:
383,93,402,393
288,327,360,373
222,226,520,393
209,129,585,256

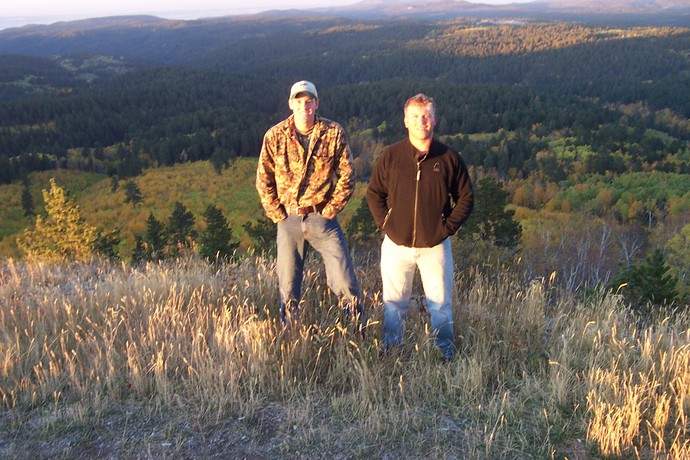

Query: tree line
1,22,690,184
2,75,689,185
19,172,682,314
18,178,240,264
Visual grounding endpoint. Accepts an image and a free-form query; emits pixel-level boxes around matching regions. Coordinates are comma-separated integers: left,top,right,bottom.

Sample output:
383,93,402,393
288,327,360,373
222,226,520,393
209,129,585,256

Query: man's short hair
404,93,435,116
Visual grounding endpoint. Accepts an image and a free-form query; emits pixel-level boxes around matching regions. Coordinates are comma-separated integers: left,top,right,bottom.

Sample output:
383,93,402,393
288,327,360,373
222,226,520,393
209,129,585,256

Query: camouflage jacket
256,114,355,223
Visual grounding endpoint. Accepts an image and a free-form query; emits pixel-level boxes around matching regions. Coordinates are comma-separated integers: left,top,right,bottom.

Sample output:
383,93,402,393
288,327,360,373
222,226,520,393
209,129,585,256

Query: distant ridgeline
0,9,689,182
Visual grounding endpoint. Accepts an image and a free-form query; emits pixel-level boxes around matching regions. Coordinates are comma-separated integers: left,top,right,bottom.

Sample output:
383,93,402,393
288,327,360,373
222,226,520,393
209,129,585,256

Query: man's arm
256,131,287,223
444,157,474,235
321,126,355,219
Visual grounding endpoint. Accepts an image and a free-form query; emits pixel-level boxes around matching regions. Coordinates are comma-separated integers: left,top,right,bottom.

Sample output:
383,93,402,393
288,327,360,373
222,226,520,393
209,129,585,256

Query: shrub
16,178,98,262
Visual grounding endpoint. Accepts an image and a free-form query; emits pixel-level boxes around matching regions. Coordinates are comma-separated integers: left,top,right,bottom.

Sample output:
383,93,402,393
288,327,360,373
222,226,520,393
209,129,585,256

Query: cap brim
291,91,317,99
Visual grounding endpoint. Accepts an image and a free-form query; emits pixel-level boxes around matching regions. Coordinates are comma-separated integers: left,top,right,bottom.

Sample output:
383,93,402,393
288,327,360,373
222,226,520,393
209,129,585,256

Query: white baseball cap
289,80,318,99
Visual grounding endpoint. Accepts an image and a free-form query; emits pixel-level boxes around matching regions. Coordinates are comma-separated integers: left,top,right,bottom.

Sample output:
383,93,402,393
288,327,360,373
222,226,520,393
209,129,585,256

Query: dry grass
0,252,688,459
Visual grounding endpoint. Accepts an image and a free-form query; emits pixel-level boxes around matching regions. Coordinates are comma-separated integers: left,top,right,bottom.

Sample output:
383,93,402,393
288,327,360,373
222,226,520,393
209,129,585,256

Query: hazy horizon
0,0,537,31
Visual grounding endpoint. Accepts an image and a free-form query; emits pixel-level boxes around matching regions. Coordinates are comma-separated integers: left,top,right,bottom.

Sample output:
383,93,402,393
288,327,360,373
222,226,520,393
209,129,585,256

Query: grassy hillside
0,250,688,458
0,158,366,259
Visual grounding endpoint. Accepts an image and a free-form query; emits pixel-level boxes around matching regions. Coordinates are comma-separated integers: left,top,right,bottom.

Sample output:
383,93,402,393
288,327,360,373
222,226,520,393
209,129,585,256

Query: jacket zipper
412,156,424,246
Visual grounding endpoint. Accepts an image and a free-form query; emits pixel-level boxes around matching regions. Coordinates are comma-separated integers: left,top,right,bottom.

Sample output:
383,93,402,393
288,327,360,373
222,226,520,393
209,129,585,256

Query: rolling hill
0,1,689,294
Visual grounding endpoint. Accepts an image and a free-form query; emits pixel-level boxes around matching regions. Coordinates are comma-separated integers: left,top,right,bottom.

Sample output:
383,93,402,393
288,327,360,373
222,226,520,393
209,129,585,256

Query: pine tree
665,223,690,298
166,201,197,255
243,212,276,255
94,228,121,261
610,248,679,315
462,177,521,248
116,145,142,178
210,148,231,174
17,178,98,262
21,176,34,218
346,198,379,247
110,175,119,193
123,180,143,207
199,204,238,262
131,235,147,265
144,212,167,261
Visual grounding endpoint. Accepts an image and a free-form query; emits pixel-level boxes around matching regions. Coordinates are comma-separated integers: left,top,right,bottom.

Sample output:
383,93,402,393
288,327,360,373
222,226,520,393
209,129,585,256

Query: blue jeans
277,213,362,325
380,235,455,359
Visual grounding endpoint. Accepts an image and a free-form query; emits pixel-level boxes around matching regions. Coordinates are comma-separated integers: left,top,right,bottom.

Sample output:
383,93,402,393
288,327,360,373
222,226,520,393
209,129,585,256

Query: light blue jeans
277,213,362,325
381,235,455,359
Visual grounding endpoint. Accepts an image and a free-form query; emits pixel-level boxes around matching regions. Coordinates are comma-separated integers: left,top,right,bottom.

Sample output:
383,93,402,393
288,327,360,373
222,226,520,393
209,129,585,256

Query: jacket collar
285,114,325,138
406,138,438,159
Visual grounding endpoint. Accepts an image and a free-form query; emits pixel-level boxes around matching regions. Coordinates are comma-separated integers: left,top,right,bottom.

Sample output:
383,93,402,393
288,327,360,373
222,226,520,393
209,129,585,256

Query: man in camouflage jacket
256,80,362,326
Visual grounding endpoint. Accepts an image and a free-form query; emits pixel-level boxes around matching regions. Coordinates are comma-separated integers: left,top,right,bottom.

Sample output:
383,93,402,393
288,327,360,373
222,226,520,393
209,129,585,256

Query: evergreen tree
461,177,521,248
610,248,679,315
21,176,34,218
143,212,167,262
17,178,98,262
166,201,197,255
94,228,121,261
210,148,231,174
123,179,143,207
110,175,119,193
665,223,690,299
131,235,147,265
116,145,142,178
346,198,380,247
243,213,276,255
199,204,238,262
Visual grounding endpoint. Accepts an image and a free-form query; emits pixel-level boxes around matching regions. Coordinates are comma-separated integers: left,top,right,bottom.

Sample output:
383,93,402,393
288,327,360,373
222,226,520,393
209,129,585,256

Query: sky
0,0,536,31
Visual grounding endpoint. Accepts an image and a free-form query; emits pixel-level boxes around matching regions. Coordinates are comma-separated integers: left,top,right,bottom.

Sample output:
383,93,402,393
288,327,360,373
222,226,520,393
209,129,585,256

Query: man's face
289,94,319,126
404,103,435,141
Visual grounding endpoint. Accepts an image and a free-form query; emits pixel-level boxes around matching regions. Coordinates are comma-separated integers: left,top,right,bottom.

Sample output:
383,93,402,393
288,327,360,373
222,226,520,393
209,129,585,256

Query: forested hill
2,12,690,184
1,11,689,192
1,0,690,63
2,4,690,296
